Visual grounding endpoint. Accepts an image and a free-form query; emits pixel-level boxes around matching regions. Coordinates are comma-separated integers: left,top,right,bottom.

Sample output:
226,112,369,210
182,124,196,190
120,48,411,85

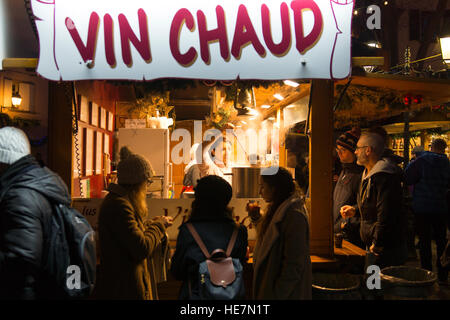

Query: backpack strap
186,223,211,259
225,228,239,257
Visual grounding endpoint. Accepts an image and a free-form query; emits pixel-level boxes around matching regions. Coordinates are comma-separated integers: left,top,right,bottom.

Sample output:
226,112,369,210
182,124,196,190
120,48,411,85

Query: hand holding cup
340,205,356,219
246,201,261,221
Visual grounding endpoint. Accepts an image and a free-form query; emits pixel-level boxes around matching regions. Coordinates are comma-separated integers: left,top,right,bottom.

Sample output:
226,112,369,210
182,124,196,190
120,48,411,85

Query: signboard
31,0,354,81
124,119,147,128
72,197,266,241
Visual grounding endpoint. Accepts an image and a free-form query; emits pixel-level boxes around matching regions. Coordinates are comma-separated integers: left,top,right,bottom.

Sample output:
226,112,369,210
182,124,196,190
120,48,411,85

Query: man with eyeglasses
333,128,364,249
341,132,408,269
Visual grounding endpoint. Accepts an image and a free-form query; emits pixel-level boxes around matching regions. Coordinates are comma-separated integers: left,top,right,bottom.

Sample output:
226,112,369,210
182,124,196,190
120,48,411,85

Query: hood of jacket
0,155,70,205
362,158,398,181
417,151,449,168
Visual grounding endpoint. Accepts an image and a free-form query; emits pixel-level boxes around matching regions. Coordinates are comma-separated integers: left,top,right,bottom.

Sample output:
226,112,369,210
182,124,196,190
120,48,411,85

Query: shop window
73,94,114,198
90,102,99,127
78,95,89,123
100,107,107,129
94,132,103,175
85,128,94,176
108,111,114,131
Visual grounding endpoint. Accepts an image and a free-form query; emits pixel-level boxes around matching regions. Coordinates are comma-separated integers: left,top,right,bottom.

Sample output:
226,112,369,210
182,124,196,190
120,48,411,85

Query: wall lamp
11,85,22,107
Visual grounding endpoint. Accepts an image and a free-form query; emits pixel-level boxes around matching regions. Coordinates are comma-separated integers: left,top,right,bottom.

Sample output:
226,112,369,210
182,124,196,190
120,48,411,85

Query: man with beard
340,133,407,268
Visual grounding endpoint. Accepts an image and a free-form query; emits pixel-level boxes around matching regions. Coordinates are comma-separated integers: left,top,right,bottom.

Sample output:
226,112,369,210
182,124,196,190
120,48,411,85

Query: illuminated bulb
384,1,389,5
261,105,271,109
268,117,276,121
11,96,22,106
440,37,450,65
366,41,382,49
274,94,284,101
283,80,299,87
241,121,247,125
353,10,358,15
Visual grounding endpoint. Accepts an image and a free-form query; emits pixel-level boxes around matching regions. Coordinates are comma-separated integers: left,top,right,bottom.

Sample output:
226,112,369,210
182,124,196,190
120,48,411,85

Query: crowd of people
334,126,449,284
0,124,449,300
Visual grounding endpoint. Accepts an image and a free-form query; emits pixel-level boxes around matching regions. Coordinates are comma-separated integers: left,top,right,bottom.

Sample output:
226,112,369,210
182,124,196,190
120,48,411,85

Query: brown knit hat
336,127,361,152
117,146,154,185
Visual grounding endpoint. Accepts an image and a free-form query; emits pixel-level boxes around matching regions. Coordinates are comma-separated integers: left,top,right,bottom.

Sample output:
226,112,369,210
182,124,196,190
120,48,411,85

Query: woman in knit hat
95,146,173,300
333,127,364,249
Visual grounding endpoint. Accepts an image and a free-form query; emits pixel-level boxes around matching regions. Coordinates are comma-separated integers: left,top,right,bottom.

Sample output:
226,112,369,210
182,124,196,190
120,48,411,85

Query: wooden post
309,80,334,257
277,107,286,168
48,82,73,194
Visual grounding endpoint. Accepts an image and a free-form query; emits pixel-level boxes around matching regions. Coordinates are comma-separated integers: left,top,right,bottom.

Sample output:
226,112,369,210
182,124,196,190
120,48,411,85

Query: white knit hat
0,127,31,165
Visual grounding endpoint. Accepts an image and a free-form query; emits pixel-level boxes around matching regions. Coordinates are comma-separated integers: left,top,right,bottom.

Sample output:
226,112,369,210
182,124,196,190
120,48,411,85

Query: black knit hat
336,127,361,152
194,175,232,208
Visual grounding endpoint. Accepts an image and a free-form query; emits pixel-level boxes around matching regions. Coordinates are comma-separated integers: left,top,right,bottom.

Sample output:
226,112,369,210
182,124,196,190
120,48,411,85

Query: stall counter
72,197,266,242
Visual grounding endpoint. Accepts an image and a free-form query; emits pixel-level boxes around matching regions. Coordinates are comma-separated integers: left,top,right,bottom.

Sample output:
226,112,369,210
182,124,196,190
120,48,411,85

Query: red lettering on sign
290,0,323,54
170,8,198,66
66,12,100,63
261,3,291,56
197,6,229,64
104,14,116,67
231,5,266,59
118,8,152,66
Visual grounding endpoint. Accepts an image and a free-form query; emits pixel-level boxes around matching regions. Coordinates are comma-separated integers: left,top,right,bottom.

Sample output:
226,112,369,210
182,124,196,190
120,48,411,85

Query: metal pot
231,167,261,198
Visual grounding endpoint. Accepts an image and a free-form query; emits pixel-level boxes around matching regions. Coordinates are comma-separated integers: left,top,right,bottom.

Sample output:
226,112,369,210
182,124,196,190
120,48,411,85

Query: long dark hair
188,175,234,222
258,167,299,240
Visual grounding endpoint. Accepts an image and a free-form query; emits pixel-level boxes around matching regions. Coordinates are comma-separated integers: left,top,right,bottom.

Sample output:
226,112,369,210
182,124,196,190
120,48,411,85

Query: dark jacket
170,216,248,300
95,183,167,300
252,195,312,300
357,159,407,267
405,151,450,215
333,162,364,248
0,155,71,299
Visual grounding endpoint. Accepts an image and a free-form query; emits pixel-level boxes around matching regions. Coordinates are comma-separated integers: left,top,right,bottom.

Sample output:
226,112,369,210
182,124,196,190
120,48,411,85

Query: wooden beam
2,58,38,69
309,79,334,257
352,57,385,67
262,85,310,119
171,99,211,107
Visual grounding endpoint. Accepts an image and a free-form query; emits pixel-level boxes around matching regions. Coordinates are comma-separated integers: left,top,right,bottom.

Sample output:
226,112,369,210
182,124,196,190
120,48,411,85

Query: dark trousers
415,212,448,280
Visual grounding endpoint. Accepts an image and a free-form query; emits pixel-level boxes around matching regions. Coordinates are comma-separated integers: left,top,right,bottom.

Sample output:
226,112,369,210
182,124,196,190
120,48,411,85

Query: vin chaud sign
31,0,354,81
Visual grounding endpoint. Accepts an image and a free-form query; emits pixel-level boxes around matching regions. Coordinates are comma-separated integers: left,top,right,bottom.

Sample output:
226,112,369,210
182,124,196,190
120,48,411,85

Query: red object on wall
403,95,412,106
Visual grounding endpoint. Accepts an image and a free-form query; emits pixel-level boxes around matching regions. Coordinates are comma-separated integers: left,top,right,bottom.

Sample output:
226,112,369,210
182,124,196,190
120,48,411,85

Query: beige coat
252,195,312,300
94,184,167,300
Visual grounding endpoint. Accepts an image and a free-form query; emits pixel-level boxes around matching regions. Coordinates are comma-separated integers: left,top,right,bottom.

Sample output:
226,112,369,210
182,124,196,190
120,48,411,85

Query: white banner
31,0,354,81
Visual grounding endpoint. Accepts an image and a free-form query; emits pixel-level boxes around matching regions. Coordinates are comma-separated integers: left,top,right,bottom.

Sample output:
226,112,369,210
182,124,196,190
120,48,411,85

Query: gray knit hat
117,146,154,185
0,127,31,165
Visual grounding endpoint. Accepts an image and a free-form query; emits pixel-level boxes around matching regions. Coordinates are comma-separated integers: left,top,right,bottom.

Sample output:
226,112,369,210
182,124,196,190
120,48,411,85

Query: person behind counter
170,175,248,299
181,141,224,196
246,167,312,300
95,146,173,300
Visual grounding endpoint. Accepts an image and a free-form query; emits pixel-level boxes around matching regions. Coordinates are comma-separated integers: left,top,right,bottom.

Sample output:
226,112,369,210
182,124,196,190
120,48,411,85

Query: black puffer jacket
357,158,408,267
0,155,71,299
170,217,248,299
